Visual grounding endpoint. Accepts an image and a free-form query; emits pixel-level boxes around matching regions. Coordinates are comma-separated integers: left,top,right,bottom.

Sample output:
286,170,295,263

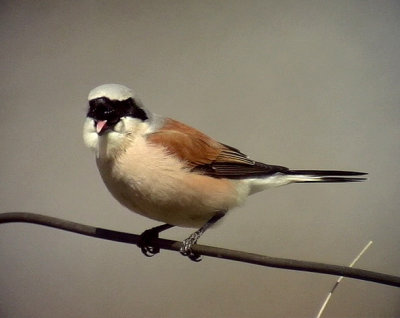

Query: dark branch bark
1,212,399,288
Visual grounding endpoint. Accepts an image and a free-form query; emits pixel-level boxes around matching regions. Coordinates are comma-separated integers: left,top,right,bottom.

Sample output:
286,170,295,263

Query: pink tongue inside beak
96,120,108,134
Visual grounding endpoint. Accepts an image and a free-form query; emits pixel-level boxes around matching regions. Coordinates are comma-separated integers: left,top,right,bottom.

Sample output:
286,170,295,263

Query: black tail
286,170,367,183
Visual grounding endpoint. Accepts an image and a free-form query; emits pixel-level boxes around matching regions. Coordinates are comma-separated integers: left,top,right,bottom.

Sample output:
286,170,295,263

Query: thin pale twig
316,241,373,318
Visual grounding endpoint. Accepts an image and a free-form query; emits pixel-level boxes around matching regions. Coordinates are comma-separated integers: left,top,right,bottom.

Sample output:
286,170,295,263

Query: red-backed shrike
83,83,366,261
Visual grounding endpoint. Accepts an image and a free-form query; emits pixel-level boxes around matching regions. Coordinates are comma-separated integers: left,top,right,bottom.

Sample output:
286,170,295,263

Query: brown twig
1,212,399,288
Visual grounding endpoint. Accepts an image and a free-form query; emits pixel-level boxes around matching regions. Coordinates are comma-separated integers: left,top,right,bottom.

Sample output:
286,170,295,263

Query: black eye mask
87,97,148,124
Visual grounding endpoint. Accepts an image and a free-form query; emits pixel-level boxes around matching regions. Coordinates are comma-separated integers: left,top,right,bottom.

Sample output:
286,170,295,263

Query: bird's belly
96,151,246,228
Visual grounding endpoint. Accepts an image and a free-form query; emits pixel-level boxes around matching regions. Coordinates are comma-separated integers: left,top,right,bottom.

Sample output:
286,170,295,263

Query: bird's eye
105,109,120,125
87,96,148,123
88,98,121,124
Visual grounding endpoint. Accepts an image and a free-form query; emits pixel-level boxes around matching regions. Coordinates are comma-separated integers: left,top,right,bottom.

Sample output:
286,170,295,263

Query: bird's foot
137,228,161,257
180,231,203,262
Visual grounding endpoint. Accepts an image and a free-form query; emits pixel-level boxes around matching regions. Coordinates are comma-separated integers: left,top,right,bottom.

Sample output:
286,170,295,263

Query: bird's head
83,83,150,157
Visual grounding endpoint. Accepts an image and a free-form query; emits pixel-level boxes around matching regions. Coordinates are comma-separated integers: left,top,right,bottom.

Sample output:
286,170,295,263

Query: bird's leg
180,212,226,262
137,223,174,257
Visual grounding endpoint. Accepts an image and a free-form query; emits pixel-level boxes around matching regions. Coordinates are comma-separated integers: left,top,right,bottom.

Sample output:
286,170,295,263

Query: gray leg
180,212,225,262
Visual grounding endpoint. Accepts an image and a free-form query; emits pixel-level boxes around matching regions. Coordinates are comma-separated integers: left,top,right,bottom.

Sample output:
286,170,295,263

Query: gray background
1,1,399,317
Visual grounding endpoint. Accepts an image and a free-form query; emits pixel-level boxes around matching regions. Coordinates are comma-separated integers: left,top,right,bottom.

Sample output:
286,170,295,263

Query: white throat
83,116,149,159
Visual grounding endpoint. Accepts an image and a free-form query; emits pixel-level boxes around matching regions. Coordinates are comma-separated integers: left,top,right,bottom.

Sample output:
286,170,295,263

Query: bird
83,83,367,261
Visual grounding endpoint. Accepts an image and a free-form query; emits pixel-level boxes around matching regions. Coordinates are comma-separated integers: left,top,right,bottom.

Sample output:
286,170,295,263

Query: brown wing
147,118,288,179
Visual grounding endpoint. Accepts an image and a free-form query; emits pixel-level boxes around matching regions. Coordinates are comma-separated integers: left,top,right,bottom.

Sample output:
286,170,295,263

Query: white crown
88,84,134,101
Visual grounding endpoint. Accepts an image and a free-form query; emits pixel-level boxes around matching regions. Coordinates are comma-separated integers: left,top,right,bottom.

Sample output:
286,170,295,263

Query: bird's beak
96,120,108,134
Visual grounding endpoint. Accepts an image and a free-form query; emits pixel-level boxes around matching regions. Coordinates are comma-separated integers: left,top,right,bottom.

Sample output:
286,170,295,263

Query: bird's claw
180,232,202,262
140,244,160,257
137,229,160,257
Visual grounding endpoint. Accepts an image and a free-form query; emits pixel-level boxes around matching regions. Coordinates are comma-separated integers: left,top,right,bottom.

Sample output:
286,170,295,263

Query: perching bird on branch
83,83,367,261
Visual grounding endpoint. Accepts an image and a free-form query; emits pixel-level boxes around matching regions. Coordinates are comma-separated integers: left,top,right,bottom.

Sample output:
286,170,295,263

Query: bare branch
1,212,399,288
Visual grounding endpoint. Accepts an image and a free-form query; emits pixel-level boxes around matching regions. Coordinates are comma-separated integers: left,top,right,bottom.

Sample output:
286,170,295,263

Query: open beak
96,120,108,135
